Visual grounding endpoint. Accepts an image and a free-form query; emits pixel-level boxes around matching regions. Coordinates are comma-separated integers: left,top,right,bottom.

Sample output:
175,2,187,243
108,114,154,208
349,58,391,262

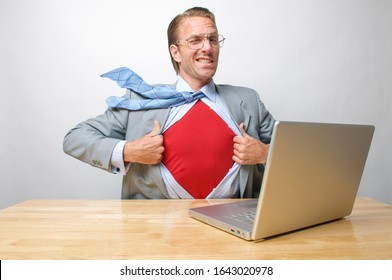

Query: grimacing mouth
196,57,214,63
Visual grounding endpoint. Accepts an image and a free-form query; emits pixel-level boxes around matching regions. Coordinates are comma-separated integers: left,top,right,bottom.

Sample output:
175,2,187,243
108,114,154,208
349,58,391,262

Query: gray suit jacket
63,84,275,199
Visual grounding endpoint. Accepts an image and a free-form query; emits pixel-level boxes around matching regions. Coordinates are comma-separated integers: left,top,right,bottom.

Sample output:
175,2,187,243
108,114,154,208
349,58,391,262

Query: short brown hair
167,7,217,74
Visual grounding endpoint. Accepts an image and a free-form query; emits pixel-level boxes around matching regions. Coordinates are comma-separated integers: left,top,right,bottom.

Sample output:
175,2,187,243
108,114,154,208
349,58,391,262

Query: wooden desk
0,197,391,260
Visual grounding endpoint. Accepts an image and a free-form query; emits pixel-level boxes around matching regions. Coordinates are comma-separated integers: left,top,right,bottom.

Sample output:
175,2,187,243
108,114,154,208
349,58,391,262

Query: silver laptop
189,121,375,240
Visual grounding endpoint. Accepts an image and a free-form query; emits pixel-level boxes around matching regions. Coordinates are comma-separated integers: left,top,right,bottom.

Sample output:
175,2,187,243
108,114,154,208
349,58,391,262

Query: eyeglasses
176,33,225,50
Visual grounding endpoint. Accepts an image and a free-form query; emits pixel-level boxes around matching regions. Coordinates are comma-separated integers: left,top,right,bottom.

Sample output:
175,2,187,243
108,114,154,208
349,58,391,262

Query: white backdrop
0,0,391,209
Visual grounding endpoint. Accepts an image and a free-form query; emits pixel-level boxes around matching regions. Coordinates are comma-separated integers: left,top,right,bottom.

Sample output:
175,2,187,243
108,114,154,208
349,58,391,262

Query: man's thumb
239,123,248,137
148,120,161,136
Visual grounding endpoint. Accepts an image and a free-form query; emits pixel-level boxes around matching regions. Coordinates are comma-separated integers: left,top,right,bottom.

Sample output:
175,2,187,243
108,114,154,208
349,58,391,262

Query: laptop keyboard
229,210,256,224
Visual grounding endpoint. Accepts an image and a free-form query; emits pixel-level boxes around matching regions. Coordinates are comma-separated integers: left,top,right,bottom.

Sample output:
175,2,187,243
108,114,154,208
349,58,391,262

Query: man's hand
123,121,164,164
233,123,269,165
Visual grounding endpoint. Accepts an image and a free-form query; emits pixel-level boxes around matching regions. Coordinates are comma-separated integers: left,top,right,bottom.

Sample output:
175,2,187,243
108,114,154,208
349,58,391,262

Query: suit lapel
127,108,170,198
142,108,171,134
216,85,251,197
216,85,251,131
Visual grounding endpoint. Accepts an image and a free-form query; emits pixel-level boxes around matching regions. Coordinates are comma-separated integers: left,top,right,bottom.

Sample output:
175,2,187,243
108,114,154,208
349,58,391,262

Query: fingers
233,123,269,165
123,121,164,164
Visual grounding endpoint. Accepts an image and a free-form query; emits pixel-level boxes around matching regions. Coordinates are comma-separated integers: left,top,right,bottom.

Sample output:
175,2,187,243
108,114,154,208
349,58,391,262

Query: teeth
198,59,212,63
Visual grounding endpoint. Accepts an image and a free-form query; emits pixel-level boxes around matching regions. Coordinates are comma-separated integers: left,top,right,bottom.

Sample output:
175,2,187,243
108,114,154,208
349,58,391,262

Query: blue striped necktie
101,67,206,110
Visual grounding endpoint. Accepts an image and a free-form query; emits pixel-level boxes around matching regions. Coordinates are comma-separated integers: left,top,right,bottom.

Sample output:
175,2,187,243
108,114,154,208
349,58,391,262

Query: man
63,7,275,199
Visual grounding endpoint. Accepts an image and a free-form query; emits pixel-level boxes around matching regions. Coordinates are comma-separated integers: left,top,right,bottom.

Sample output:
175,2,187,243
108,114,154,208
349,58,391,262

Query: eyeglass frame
175,33,225,50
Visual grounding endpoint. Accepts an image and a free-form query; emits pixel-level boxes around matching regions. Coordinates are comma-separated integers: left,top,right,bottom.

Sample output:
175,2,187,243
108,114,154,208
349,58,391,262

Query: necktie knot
101,67,206,110
182,91,200,103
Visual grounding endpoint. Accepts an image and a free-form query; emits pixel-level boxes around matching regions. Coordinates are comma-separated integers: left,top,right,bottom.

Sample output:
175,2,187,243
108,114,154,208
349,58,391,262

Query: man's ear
169,44,181,63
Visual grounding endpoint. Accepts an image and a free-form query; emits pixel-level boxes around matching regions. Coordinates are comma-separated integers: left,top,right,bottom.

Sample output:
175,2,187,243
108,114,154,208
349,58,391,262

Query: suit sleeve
63,106,129,172
257,97,275,144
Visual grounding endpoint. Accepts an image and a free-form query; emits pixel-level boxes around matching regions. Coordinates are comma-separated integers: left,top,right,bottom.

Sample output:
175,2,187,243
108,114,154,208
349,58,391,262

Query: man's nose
201,37,213,50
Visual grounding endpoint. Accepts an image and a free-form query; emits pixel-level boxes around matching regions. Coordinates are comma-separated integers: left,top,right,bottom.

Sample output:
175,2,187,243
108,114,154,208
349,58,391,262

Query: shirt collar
175,76,217,102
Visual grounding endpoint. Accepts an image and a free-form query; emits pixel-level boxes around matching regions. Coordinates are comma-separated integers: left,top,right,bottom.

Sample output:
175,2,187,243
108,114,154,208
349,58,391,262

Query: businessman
63,7,275,199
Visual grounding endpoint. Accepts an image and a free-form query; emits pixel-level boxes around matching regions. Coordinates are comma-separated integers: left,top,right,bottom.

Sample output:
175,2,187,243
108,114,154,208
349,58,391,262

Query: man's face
170,16,220,91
